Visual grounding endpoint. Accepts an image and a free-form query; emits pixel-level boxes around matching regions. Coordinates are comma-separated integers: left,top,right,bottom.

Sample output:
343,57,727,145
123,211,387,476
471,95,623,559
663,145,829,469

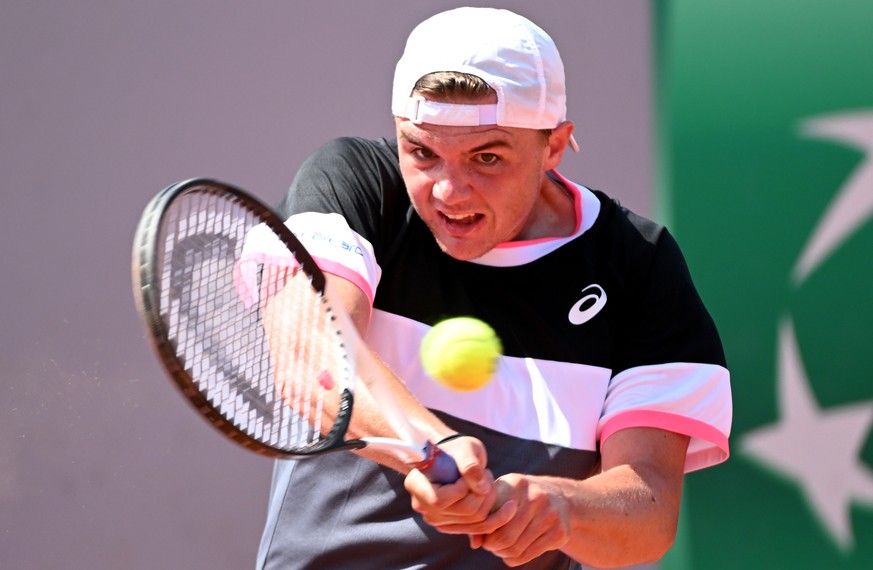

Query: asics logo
568,284,607,325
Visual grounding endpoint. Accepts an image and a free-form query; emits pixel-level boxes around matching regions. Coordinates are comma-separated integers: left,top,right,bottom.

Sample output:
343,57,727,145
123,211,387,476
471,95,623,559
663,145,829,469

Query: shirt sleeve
599,217,732,472
272,137,407,304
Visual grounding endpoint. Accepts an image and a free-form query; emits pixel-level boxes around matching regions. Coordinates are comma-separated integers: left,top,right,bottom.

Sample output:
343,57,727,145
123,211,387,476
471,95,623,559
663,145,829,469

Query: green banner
657,1,873,567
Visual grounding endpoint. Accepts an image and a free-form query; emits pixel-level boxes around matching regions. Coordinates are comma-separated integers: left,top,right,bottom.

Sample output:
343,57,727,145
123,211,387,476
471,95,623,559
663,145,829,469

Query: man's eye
478,153,499,164
413,147,435,160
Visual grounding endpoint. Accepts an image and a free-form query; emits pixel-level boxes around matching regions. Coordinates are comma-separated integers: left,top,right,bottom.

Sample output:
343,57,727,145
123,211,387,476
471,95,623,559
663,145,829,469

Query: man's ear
544,121,576,170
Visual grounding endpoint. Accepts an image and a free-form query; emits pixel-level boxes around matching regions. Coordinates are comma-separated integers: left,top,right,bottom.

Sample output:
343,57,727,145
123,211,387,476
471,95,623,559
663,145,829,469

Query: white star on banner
794,111,873,285
741,317,873,550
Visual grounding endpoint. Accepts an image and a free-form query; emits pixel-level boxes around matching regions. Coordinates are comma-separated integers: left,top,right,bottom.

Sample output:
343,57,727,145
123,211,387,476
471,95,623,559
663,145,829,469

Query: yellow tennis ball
420,317,502,391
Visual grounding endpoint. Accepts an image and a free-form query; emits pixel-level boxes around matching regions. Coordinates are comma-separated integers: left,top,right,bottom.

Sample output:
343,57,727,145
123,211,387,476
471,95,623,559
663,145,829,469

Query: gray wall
0,2,653,568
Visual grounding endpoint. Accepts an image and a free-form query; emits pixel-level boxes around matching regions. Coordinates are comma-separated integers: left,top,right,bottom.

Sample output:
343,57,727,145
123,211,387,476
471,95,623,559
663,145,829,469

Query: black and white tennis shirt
256,137,732,570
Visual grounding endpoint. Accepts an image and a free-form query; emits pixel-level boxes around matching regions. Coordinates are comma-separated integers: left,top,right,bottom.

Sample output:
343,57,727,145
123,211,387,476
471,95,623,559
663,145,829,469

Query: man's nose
432,167,470,203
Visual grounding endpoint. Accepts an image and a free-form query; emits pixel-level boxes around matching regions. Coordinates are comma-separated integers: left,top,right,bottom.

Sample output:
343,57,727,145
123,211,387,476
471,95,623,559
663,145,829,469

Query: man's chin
435,237,492,261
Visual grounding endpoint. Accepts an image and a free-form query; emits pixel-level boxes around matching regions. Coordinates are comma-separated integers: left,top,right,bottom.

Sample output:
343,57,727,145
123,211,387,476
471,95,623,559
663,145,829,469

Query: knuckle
539,507,560,526
499,545,525,560
485,532,512,552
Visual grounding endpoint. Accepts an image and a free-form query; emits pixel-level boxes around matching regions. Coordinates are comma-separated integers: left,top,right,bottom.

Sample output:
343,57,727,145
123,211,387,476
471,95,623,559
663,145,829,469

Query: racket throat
356,436,430,464
409,439,443,472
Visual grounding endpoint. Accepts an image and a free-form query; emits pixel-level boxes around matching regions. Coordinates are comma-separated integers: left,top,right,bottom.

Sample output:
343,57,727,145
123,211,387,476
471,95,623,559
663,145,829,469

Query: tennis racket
131,178,459,483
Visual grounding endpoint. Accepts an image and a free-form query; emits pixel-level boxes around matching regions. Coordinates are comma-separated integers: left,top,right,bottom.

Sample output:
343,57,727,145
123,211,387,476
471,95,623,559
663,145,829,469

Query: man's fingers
492,526,570,567
429,499,517,534
450,437,492,495
405,468,468,511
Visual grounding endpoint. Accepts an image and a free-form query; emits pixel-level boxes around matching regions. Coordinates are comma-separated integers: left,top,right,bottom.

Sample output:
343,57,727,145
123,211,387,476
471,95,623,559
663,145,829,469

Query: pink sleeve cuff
600,409,730,473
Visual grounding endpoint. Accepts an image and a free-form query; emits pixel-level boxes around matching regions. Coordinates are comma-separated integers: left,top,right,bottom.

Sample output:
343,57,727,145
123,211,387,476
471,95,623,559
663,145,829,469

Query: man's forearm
557,462,683,568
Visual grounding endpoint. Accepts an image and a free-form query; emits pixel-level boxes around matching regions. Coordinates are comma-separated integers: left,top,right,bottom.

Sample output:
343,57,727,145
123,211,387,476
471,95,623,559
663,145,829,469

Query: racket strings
158,189,347,452
265,264,346,448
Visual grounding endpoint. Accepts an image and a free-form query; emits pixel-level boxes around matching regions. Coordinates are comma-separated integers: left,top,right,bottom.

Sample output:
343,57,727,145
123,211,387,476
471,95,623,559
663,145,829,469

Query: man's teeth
445,213,476,222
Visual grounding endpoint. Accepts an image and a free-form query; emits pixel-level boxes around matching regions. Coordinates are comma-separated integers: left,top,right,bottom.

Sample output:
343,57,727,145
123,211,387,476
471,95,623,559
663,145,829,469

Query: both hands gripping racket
132,178,459,483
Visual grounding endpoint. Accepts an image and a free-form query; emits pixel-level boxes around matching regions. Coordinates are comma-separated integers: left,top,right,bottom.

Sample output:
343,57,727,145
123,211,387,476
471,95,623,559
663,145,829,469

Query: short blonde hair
413,71,494,103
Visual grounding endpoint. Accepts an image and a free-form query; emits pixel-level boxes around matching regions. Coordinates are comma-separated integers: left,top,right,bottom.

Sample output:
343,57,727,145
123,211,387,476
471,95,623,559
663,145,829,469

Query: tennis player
257,7,732,569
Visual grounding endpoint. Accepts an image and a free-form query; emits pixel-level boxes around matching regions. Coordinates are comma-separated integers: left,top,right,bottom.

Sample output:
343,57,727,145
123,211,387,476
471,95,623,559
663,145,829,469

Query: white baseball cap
392,7,578,151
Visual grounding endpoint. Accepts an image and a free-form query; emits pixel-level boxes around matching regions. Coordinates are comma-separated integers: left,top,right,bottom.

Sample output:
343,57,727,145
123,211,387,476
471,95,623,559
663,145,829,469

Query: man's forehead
396,118,517,145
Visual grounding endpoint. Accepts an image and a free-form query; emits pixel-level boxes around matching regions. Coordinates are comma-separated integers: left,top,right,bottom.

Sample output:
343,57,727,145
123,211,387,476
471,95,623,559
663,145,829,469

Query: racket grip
419,440,461,484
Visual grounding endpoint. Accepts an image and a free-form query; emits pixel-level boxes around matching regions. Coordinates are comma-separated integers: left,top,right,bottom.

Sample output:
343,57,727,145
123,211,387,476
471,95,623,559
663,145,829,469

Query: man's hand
406,428,690,568
417,474,573,567
404,436,498,526
478,475,573,566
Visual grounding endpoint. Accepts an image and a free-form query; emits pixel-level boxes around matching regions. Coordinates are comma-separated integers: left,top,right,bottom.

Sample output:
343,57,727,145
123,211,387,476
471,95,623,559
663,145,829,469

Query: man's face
395,115,558,261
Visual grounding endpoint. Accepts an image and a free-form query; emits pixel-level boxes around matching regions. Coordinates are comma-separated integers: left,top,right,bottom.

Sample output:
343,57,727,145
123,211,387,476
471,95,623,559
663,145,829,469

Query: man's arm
321,274,495,501
407,427,689,568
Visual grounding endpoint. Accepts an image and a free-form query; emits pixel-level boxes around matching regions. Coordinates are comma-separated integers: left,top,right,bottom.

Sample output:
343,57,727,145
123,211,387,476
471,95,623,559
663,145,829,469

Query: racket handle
418,440,461,484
